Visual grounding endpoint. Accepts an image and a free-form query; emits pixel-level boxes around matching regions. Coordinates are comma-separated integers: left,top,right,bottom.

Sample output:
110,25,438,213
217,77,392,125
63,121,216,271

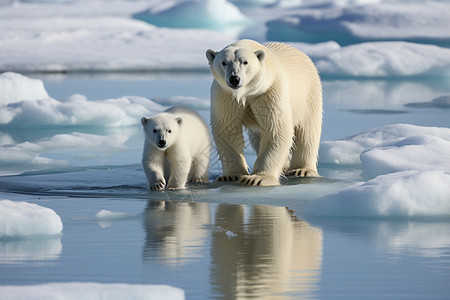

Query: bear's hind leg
288,127,320,178
188,153,210,183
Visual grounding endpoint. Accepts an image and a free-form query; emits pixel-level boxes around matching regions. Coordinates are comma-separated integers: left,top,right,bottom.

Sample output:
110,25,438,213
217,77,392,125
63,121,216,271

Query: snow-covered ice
309,124,450,218
320,124,450,166
0,200,63,238
304,170,450,218
266,2,450,46
0,72,49,105
0,1,449,77
0,282,184,300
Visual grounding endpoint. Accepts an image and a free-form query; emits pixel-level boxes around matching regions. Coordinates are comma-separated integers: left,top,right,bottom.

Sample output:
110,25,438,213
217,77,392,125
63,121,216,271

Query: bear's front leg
211,95,249,182
244,99,294,186
166,152,191,190
142,147,166,191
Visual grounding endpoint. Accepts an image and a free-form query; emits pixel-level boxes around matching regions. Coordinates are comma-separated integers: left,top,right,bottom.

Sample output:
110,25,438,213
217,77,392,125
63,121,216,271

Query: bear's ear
206,49,217,64
255,50,266,63
176,117,183,125
141,116,150,126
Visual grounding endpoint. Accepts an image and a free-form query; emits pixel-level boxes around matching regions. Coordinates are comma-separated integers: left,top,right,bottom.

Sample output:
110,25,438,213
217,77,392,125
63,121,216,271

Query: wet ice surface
1,74,449,299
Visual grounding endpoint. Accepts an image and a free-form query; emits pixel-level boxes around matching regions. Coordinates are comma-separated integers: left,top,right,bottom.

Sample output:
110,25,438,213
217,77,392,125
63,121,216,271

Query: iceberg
134,0,251,35
0,200,63,238
0,283,184,300
266,2,450,46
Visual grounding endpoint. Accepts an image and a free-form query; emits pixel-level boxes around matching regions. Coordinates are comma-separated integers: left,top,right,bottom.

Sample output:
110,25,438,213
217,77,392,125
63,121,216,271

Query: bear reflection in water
143,200,322,298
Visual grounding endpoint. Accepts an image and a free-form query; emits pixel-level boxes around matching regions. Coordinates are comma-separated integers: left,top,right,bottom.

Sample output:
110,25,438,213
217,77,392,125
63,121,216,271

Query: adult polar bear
206,39,322,186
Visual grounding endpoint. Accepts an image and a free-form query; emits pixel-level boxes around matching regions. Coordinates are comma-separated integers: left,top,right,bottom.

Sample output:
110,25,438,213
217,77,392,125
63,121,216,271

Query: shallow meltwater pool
1,73,449,299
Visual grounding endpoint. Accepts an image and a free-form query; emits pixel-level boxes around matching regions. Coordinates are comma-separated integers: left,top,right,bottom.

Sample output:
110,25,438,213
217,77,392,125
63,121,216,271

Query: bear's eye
153,129,157,133
221,61,226,66
243,61,248,65
168,130,172,133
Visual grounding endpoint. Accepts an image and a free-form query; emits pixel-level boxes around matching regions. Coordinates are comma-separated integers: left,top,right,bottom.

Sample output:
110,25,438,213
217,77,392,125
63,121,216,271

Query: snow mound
1,91,165,127
320,124,450,165
304,170,450,218
267,2,450,46
134,0,250,34
298,41,450,78
0,72,49,105
0,200,63,238
361,134,450,179
0,282,184,300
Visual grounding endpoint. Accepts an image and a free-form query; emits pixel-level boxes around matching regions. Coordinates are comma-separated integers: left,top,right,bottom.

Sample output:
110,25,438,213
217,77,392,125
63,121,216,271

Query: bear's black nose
158,140,166,148
229,75,241,88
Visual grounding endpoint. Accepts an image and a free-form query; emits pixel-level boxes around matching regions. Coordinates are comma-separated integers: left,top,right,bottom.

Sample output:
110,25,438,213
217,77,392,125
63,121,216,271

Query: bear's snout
228,75,241,88
158,140,167,148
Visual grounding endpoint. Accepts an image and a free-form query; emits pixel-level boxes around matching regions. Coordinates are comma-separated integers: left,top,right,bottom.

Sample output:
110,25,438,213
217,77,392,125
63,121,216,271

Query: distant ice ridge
0,200,63,238
0,282,184,300
307,124,450,218
294,41,450,77
267,2,450,46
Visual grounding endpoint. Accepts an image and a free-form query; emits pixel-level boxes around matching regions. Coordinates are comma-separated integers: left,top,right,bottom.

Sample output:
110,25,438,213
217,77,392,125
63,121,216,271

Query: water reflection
143,200,210,266
143,201,323,299
0,238,62,264
211,204,322,299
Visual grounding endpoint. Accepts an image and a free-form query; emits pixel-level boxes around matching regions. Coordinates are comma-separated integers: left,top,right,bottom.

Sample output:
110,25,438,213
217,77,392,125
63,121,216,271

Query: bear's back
165,106,211,153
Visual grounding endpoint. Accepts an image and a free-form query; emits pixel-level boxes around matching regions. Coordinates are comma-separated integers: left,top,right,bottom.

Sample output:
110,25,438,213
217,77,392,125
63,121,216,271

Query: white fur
206,39,322,186
141,106,211,191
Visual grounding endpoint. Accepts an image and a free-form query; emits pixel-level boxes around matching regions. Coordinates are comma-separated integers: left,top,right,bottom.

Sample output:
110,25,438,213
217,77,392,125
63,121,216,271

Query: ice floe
309,124,450,218
0,200,63,238
304,170,450,218
0,282,184,300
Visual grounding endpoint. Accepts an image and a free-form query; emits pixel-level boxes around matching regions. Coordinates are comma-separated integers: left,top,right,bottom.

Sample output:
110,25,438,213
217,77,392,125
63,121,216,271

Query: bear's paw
238,174,279,187
287,168,319,178
150,180,166,191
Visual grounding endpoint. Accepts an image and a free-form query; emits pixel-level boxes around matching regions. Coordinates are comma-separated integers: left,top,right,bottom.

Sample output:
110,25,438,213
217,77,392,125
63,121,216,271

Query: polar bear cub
206,39,322,186
141,106,211,191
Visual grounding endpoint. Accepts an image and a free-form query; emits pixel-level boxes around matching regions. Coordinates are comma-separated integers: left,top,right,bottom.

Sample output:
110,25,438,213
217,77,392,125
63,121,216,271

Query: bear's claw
215,175,241,182
287,168,319,177
150,181,165,191
238,175,278,186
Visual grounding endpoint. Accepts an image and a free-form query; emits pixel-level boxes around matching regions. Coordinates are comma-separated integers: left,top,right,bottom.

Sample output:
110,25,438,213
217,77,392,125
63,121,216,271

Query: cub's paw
215,174,242,182
287,168,319,178
238,174,279,187
188,178,208,184
150,180,166,191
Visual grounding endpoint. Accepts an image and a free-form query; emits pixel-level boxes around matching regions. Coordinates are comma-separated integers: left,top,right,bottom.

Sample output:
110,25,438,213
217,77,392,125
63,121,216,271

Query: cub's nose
158,140,166,148
228,75,241,88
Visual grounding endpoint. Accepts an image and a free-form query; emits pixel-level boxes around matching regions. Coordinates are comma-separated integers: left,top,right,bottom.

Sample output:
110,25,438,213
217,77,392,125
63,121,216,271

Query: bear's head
206,44,265,94
141,114,182,150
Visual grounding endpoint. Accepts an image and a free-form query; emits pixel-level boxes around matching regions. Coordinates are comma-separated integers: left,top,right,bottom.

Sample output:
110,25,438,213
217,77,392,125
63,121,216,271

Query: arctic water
1,73,449,300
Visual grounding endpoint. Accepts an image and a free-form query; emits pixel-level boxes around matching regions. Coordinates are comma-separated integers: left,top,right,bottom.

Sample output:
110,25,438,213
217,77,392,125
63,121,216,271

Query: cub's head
206,44,265,92
141,114,182,149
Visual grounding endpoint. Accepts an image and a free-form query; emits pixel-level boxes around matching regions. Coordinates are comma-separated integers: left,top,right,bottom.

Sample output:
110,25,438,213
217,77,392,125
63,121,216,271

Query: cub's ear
141,116,150,126
176,117,183,125
255,50,266,62
206,49,217,64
